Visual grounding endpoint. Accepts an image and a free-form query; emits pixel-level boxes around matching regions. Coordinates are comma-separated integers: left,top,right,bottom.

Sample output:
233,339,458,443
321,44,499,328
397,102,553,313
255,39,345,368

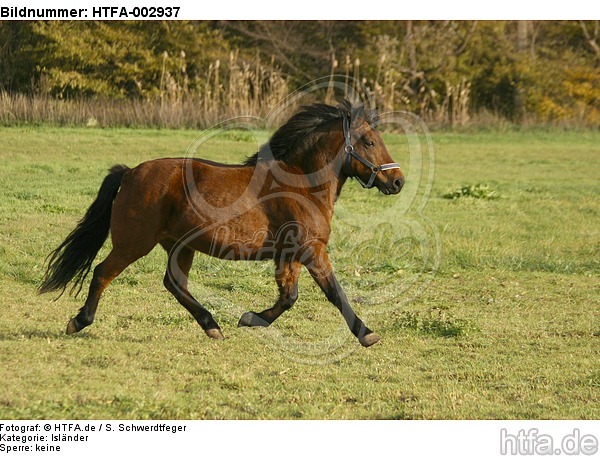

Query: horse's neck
286,130,343,171
279,133,348,209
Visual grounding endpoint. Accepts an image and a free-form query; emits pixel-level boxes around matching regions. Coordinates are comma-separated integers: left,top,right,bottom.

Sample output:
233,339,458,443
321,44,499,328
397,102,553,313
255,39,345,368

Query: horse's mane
243,99,379,166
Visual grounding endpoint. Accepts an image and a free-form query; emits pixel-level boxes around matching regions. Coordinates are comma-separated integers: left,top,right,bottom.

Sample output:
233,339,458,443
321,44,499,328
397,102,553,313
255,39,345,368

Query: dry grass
1,51,596,130
0,52,292,129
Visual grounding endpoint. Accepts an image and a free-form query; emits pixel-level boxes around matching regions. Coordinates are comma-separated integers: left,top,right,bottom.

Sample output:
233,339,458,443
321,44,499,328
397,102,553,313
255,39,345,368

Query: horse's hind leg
162,242,224,340
238,260,301,327
66,249,138,334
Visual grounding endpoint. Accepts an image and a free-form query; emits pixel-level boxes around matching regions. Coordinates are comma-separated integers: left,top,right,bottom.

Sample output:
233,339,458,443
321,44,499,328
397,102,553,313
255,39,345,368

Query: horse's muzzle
379,174,404,195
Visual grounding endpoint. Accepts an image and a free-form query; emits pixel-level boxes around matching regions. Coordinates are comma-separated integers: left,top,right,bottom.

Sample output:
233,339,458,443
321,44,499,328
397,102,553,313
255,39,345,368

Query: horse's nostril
393,177,405,191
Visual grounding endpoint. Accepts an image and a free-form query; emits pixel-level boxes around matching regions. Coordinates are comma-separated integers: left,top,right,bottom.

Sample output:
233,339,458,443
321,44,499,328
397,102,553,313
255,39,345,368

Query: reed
331,49,473,127
1,49,595,130
0,52,290,129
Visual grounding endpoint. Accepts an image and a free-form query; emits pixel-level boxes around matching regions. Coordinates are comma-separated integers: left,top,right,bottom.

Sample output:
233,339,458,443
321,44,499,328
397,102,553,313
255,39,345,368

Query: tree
1,21,230,98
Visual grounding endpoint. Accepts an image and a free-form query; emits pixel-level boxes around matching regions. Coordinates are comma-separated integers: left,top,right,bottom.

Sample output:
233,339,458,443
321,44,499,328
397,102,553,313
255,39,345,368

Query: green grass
0,127,598,419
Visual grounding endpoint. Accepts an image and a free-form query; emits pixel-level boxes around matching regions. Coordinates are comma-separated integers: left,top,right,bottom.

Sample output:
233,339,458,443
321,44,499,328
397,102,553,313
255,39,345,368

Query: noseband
343,115,400,188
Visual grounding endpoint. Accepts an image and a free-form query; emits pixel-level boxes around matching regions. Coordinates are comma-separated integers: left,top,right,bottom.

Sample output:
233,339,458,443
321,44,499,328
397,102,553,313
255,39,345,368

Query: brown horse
40,100,405,347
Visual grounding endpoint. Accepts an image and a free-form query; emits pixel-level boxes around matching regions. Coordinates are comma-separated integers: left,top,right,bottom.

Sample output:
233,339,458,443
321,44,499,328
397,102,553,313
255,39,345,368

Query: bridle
343,115,400,189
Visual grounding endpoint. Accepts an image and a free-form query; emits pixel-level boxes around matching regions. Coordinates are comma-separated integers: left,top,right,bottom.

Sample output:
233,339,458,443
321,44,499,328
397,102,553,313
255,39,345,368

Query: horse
39,99,405,348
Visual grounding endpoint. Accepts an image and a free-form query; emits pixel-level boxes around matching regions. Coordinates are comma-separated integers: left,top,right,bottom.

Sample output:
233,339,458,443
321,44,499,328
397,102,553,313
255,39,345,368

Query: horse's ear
351,105,365,128
369,106,381,129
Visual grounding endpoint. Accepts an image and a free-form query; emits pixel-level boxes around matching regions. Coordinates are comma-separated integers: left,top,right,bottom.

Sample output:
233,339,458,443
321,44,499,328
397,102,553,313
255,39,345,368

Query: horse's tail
39,164,130,297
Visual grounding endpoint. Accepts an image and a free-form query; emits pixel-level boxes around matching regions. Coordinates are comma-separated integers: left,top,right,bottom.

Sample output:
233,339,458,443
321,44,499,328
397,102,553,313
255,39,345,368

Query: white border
1,420,599,456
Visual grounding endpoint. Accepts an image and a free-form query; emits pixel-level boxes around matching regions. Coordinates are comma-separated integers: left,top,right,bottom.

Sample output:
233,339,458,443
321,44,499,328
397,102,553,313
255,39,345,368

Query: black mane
243,99,379,166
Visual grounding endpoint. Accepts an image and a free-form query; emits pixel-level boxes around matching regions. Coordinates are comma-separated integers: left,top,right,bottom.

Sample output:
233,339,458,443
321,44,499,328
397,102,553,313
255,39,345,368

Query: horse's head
342,105,405,195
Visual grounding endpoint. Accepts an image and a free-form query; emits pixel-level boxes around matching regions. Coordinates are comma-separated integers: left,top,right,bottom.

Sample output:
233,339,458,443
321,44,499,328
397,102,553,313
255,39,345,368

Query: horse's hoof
205,328,225,340
359,332,381,347
237,312,270,327
65,319,79,335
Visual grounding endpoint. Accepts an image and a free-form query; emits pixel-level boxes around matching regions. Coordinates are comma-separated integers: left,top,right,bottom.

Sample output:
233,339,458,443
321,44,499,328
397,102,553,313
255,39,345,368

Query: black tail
39,164,129,297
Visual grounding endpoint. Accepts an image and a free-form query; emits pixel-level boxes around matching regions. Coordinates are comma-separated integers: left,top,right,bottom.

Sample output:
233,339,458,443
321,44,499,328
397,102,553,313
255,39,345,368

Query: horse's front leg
303,245,380,347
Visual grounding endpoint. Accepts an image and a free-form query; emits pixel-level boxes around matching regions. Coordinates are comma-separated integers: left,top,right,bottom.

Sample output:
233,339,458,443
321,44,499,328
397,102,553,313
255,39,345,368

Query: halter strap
342,115,400,189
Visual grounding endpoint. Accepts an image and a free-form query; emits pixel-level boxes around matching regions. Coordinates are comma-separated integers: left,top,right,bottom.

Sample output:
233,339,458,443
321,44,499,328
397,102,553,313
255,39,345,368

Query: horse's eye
365,140,375,147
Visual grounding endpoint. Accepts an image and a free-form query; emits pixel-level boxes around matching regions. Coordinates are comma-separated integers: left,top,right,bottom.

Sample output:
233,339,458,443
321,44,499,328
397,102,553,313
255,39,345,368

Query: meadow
0,126,598,419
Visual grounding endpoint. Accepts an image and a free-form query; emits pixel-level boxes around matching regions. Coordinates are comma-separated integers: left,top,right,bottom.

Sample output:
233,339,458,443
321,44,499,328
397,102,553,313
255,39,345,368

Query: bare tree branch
218,21,329,80
579,20,600,60
406,20,417,71
454,21,478,56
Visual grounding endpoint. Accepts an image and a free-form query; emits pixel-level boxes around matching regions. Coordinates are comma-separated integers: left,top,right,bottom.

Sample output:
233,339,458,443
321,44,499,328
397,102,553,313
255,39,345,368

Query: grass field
0,126,598,419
